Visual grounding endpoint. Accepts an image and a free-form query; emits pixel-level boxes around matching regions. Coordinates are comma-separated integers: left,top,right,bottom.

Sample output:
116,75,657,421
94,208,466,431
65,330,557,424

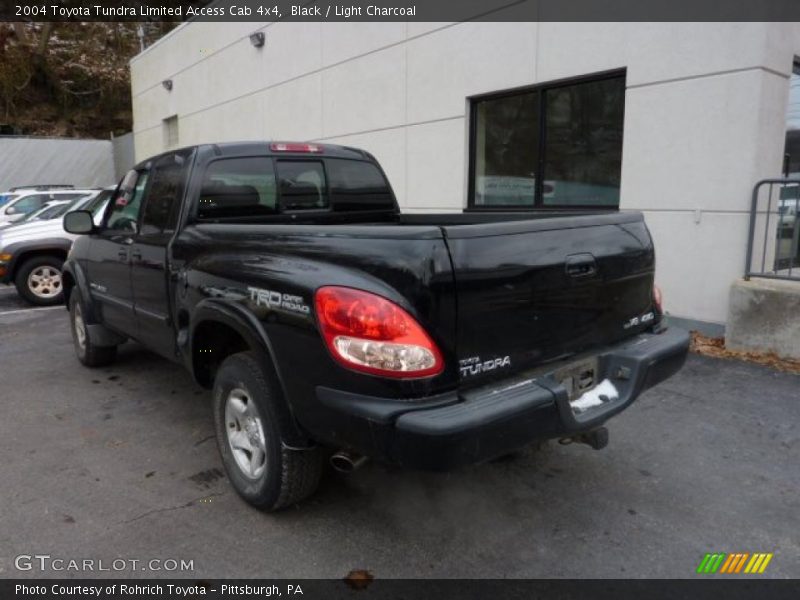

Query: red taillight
269,142,323,153
653,284,663,313
314,286,444,379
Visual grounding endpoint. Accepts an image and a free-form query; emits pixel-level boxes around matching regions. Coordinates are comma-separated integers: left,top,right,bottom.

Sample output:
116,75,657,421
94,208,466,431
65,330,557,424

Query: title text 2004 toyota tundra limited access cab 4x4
62,142,689,511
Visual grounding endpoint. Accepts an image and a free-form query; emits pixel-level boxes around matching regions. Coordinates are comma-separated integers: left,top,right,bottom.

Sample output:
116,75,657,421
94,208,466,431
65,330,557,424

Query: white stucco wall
130,21,800,328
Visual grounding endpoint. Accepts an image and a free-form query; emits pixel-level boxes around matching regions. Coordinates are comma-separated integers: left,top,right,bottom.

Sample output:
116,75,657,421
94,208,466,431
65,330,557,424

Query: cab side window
106,170,149,232
198,157,277,219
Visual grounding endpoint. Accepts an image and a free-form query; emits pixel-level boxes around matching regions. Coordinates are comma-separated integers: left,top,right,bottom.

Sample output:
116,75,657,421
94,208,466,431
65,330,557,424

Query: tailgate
443,212,658,383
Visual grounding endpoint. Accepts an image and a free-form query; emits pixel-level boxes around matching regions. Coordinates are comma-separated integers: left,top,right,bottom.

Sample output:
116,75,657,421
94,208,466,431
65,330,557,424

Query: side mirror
64,210,95,234
5,206,16,215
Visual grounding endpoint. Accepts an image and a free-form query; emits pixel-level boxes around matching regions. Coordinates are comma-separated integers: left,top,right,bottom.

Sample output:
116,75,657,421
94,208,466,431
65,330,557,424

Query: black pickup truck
62,141,689,511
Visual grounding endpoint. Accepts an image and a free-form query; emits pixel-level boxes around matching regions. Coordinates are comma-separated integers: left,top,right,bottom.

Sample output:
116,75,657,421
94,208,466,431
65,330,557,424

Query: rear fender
189,299,311,448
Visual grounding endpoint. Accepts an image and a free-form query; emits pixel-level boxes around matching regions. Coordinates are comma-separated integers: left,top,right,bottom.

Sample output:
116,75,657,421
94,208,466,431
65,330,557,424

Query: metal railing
745,179,800,281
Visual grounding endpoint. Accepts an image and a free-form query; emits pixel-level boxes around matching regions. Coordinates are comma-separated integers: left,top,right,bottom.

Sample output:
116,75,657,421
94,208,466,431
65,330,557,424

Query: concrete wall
727,278,800,359
130,21,800,328
0,136,116,190
111,132,136,181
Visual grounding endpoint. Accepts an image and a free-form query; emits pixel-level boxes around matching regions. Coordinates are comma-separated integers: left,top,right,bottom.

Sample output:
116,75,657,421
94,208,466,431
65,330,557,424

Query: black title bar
3,579,800,600
4,0,800,22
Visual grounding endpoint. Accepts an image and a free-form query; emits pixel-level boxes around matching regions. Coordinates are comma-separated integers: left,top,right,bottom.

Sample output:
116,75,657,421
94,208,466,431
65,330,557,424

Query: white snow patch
570,378,619,412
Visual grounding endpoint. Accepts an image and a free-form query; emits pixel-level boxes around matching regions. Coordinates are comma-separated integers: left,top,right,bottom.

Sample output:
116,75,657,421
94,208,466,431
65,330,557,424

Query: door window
140,152,191,235
106,170,149,232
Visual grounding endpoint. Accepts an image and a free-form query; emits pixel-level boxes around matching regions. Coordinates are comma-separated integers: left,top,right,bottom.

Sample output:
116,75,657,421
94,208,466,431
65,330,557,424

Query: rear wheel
69,292,117,367
15,255,65,306
213,351,323,511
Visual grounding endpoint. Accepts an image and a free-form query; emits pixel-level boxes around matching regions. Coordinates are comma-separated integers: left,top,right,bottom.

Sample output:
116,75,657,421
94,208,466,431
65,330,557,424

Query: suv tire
213,351,323,511
15,255,65,306
69,292,118,367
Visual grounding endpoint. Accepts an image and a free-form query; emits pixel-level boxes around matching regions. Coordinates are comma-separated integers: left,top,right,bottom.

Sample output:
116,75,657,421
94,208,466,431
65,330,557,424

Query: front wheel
69,293,117,367
213,351,323,511
15,255,65,306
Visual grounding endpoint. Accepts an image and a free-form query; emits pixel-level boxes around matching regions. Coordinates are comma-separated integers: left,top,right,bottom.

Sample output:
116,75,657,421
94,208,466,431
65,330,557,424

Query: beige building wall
130,21,800,328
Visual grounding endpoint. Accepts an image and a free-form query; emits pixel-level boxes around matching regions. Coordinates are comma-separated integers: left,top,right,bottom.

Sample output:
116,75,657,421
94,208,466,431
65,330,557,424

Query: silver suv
0,188,112,305
0,189,98,227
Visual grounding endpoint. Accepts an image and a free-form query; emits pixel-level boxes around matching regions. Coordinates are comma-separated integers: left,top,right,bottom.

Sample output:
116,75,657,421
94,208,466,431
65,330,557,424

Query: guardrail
745,179,800,281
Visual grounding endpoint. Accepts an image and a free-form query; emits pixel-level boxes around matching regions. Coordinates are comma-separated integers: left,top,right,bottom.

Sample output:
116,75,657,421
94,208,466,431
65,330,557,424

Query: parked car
0,200,71,230
8,184,74,192
62,142,689,511
0,189,98,227
0,188,112,305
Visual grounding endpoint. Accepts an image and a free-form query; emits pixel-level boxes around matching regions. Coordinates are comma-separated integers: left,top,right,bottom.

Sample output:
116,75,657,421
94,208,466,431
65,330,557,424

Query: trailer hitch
559,426,609,450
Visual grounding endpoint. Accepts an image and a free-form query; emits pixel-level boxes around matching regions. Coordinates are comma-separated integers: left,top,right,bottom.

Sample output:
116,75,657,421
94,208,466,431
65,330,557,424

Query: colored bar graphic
710,554,726,573
696,554,712,574
759,554,773,573
719,554,736,573
698,552,773,574
745,554,762,573
735,553,750,573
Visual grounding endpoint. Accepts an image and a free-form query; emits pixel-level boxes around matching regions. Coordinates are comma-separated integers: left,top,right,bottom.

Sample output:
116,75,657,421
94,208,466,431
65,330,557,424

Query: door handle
565,254,597,278
117,249,129,261
131,249,142,261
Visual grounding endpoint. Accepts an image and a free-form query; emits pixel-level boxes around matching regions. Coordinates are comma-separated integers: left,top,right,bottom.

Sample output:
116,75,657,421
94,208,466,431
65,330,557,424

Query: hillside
0,22,177,139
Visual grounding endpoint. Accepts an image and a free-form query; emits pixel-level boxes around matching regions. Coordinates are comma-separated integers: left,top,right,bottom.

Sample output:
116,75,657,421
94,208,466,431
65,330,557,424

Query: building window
783,60,800,176
469,71,625,209
162,115,179,150
779,60,800,269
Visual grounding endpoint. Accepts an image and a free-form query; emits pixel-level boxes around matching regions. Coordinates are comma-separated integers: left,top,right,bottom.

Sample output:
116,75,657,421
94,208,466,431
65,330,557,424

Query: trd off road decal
459,355,511,378
248,287,310,315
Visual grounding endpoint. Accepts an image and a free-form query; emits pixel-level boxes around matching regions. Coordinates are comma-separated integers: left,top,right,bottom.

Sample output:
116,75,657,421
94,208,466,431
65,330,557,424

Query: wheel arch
61,259,96,319
189,300,310,447
5,239,71,281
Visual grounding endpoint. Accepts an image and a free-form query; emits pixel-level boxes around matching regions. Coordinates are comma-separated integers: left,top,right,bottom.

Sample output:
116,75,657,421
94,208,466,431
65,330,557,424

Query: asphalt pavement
0,291,797,578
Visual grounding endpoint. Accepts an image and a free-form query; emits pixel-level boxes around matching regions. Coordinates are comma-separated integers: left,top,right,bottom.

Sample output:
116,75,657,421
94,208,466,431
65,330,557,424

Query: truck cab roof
133,141,374,170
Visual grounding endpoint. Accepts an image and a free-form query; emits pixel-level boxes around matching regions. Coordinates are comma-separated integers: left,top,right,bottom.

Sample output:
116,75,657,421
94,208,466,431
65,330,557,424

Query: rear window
196,157,392,220
327,159,394,211
276,160,327,211
199,157,278,219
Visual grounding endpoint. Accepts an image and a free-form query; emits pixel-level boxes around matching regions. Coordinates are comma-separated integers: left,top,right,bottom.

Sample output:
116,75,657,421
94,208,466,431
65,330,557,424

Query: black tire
69,292,117,367
213,351,323,511
14,255,65,306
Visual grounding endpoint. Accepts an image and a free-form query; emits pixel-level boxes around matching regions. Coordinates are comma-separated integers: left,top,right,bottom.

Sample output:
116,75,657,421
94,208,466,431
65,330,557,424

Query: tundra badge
459,355,511,378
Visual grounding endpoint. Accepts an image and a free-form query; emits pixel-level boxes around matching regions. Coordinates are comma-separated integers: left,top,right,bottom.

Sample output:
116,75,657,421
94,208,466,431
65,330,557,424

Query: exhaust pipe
330,451,368,473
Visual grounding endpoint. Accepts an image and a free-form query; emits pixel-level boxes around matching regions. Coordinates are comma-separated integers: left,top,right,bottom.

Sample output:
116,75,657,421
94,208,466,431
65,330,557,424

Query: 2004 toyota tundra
61,142,689,511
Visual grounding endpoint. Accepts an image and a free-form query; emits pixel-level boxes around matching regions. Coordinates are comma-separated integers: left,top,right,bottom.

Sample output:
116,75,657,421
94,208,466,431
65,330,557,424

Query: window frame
467,68,626,212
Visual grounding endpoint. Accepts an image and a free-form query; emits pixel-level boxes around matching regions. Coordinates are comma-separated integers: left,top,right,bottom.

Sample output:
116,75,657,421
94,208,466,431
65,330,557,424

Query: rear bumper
315,328,690,470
